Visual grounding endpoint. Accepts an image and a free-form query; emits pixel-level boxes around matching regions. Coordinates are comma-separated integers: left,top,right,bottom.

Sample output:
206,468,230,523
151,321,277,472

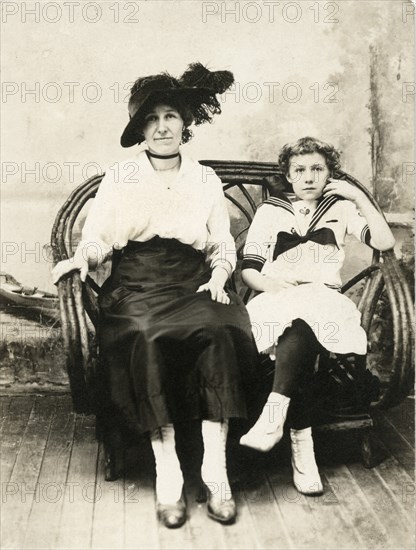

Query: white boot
240,392,291,452
290,427,323,495
201,420,236,524
150,424,184,505
201,420,232,500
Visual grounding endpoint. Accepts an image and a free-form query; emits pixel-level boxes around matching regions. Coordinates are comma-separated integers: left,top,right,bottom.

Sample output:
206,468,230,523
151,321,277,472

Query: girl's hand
323,178,364,203
262,275,298,294
196,278,230,304
52,257,89,285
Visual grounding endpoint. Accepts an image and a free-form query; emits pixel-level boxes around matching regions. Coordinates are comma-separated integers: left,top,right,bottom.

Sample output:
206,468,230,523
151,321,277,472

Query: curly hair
277,137,341,175
135,94,195,144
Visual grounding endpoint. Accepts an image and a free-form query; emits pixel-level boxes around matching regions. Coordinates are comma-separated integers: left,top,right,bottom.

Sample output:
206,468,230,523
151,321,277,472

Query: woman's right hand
52,258,89,285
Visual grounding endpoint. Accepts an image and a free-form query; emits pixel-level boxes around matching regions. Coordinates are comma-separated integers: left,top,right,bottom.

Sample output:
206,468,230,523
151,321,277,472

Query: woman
52,63,258,528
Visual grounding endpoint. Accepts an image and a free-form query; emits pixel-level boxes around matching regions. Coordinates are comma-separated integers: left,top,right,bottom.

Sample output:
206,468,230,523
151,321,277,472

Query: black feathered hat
120,62,234,147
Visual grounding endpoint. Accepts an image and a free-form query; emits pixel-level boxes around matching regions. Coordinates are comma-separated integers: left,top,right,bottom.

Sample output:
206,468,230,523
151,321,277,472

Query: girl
239,137,395,495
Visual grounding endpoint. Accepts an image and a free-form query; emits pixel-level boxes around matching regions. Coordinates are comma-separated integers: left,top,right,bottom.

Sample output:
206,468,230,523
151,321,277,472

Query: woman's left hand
323,178,364,203
196,278,230,304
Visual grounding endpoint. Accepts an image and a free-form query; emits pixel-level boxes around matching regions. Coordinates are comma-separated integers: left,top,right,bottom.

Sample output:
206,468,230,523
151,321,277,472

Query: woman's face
287,152,330,201
142,104,184,155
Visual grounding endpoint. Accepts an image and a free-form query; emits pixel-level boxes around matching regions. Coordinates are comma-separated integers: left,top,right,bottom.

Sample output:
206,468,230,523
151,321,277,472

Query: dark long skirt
95,237,259,444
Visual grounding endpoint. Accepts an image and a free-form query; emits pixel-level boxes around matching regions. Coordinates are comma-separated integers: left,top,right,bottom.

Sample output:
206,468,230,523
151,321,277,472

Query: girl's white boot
240,392,290,452
290,427,323,495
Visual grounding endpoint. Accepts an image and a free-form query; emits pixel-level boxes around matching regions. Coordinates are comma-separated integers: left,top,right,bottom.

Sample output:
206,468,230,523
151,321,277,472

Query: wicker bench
51,160,414,473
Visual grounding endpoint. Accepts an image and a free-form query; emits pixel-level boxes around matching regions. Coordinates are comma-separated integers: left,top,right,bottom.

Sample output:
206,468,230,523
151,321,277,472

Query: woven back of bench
51,160,414,412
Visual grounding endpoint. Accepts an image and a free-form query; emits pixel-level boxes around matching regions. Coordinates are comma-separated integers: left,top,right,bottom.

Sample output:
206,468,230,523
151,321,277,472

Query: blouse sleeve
344,200,372,246
205,171,236,276
242,203,276,272
73,169,118,267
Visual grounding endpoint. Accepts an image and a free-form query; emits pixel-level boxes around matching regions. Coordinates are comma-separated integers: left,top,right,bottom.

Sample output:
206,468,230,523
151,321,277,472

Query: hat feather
121,64,234,146
179,62,234,94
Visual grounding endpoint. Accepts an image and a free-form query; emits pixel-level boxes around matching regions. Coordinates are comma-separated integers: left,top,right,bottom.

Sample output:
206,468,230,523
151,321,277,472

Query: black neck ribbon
273,227,339,260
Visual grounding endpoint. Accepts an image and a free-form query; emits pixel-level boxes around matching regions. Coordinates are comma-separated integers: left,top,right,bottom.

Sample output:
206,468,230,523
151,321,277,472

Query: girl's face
287,152,330,202
142,103,184,155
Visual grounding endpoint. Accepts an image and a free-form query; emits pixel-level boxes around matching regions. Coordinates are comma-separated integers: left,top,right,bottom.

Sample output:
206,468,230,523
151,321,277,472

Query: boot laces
292,436,316,474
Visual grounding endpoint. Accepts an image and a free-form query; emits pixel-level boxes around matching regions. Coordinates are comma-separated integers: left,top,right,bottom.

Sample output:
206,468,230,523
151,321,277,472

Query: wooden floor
0,394,414,550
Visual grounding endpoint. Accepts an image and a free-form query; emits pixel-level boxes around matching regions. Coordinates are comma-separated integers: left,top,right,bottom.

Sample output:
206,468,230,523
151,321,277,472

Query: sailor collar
263,189,342,234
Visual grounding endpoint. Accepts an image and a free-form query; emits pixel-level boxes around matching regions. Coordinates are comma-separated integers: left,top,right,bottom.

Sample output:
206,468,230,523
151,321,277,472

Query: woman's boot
201,419,236,524
150,424,186,528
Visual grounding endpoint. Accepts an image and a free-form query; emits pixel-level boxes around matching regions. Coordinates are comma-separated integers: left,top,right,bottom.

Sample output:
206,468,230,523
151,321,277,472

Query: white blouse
74,150,236,275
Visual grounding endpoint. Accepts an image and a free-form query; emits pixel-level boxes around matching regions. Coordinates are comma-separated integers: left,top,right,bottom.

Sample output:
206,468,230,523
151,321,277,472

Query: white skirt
246,283,367,355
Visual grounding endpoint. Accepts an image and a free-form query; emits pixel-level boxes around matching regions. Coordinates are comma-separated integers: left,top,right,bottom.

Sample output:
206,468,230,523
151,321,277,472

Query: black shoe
156,497,187,529
205,484,236,524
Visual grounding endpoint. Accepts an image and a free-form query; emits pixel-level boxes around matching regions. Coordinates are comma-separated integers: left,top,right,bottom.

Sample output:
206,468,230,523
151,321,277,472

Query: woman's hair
136,95,195,144
278,137,341,175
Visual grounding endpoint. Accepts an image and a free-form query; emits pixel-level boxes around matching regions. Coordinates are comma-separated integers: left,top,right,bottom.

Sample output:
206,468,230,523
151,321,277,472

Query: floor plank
0,394,413,550
375,412,415,478
372,448,414,520
23,395,76,549
123,445,160,550
266,460,327,549
0,396,34,483
54,413,99,549
324,463,392,548
243,471,294,549
0,395,12,433
382,398,415,448
305,473,363,549
1,396,56,549
90,444,125,549
346,461,414,549
218,484,260,550
183,476,228,550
